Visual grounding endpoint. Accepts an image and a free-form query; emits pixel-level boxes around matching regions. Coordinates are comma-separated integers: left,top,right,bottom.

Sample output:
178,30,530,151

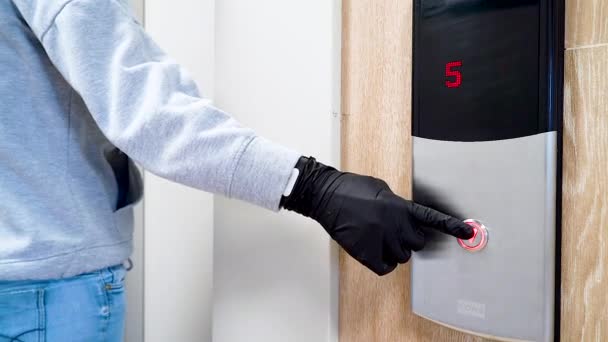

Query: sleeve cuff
229,136,301,211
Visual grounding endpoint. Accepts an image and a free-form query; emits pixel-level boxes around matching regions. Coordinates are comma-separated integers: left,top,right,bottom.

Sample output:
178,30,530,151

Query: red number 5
445,61,462,88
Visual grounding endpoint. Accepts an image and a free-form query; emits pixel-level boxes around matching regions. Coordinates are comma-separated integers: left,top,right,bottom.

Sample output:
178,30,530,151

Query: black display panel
412,0,559,141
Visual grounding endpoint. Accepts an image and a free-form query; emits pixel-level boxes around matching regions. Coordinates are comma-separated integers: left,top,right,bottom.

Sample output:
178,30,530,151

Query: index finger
408,202,473,239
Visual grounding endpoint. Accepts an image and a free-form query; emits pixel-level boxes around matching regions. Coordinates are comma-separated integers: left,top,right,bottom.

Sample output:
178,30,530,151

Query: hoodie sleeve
11,0,300,210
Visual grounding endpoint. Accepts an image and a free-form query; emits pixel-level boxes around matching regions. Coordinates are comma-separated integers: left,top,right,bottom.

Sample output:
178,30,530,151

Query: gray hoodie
1,0,300,280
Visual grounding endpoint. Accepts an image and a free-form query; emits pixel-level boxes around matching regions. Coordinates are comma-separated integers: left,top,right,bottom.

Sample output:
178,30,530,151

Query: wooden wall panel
340,1,487,341
565,0,608,48
341,0,608,341
561,45,608,342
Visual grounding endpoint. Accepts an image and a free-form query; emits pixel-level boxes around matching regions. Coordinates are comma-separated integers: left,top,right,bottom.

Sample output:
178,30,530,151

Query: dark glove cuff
280,156,341,218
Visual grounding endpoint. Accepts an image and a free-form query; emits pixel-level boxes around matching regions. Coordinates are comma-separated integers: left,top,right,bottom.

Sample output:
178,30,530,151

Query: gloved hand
281,157,474,276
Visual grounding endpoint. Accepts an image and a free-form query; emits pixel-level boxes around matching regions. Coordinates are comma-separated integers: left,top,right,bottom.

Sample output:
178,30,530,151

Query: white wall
125,4,145,342
213,1,340,342
135,1,339,341
143,1,216,342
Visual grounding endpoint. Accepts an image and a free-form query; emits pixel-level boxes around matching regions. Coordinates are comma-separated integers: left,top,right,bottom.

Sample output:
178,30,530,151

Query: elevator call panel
411,0,563,341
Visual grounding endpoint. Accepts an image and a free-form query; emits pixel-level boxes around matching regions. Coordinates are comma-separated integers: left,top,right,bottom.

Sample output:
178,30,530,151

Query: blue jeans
0,265,126,342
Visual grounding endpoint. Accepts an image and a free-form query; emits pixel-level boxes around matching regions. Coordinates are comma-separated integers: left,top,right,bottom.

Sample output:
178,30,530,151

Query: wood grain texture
565,0,608,49
340,1,488,341
561,45,608,342
341,1,608,341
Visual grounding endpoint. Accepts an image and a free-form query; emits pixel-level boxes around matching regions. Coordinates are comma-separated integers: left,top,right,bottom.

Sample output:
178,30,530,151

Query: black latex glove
281,157,474,276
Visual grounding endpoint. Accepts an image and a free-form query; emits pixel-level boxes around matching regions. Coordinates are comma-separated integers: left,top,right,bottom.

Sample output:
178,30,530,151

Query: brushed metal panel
411,133,557,342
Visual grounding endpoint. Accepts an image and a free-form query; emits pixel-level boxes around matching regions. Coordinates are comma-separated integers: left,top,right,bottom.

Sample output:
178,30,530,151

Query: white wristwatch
283,168,300,197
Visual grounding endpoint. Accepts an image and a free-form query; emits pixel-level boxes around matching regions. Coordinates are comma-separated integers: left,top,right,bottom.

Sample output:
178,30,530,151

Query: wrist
280,156,310,212
280,156,340,217
282,168,300,197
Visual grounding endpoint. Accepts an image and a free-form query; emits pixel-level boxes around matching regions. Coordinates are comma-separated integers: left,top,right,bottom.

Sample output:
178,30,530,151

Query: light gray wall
128,1,340,341
129,0,144,22
213,1,340,341
143,1,216,342
125,4,145,342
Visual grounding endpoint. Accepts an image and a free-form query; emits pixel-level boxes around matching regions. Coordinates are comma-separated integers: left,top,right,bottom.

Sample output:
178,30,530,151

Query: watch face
413,0,551,142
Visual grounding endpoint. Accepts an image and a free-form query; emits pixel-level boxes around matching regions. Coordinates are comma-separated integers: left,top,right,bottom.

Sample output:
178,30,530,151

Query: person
0,0,473,341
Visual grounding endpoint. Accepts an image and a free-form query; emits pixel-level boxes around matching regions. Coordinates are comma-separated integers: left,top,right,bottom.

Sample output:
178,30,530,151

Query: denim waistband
0,263,127,293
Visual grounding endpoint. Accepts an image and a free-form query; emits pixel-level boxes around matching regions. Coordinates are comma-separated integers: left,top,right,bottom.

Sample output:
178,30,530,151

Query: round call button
458,219,488,252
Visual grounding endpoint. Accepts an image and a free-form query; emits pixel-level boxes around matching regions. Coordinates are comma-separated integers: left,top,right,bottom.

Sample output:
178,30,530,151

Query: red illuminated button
457,219,488,252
